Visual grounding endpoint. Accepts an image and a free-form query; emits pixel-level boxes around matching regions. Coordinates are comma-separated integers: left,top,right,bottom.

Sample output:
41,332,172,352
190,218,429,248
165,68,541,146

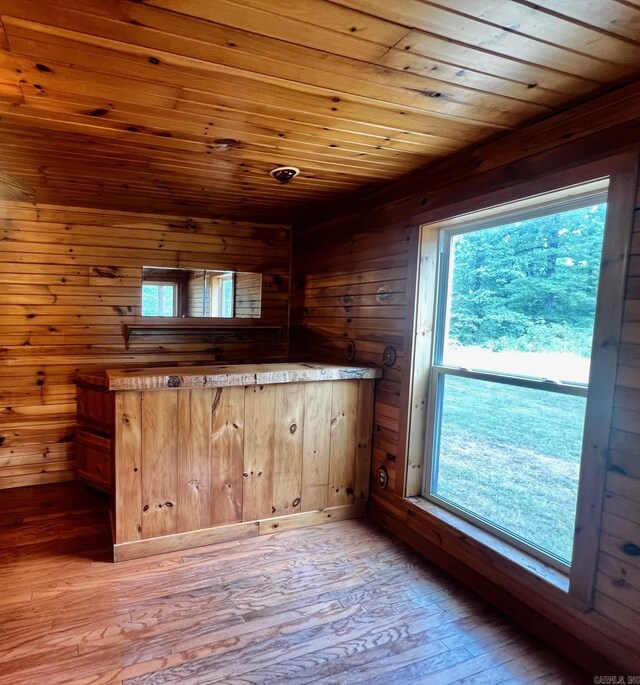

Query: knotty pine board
242,383,277,522
301,381,332,512
0,201,291,490
210,386,244,526
176,389,213,532
113,379,376,553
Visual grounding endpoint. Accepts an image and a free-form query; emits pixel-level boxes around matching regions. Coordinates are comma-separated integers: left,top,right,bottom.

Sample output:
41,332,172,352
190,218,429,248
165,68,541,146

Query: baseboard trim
114,502,366,561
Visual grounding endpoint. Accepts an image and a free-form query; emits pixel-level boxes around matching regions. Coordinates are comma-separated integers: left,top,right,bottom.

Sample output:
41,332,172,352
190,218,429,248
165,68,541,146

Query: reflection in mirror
141,267,262,318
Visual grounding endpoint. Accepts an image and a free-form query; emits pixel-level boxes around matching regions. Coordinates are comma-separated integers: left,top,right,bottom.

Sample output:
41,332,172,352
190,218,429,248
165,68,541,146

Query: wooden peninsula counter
76,363,381,561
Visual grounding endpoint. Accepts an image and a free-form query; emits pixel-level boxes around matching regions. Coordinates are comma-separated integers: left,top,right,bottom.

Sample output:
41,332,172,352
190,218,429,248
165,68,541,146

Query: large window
424,183,609,570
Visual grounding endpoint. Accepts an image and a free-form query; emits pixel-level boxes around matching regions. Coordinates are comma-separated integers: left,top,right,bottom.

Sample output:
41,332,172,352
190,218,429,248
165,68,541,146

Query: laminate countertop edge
101,362,382,391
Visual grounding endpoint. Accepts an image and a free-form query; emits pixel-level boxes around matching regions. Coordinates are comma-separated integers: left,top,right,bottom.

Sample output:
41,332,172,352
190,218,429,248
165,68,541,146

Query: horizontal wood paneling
292,88,640,672
0,201,290,489
235,272,262,318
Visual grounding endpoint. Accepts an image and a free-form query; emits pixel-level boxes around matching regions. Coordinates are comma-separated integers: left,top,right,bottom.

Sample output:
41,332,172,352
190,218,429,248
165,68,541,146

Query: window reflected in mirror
141,267,262,318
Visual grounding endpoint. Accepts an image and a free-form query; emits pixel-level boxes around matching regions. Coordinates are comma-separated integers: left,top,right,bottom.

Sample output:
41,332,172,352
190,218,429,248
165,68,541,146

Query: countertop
101,362,382,391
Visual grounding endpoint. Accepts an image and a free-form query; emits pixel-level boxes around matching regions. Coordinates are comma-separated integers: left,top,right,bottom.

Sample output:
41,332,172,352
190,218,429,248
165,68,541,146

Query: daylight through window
424,184,609,570
141,282,177,317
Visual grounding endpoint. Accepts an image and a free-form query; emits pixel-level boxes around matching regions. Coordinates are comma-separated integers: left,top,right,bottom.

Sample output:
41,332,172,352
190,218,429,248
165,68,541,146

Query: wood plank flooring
0,482,587,684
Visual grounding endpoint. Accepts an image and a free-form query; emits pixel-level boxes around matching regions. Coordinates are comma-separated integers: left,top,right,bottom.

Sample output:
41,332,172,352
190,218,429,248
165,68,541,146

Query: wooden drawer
76,430,112,494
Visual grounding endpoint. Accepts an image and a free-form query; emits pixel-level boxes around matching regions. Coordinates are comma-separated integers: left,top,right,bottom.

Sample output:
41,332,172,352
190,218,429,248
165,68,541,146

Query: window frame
141,267,189,317
405,155,638,607
141,281,178,317
207,272,236,317
424,186,608,573
219,273,236,318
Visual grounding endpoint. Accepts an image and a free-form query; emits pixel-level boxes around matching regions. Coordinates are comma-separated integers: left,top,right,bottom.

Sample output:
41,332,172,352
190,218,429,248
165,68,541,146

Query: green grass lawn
431,375,585,563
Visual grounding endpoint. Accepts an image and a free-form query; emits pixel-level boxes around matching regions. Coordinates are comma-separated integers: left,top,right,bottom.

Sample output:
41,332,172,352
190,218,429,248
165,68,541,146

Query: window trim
424,186,607,573
141,281,178,317
405,155,639,607
207,272,236,317
141,268,189,317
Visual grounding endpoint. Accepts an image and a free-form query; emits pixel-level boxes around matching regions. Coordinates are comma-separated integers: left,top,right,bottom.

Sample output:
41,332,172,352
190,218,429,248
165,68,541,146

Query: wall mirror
141,267,262,318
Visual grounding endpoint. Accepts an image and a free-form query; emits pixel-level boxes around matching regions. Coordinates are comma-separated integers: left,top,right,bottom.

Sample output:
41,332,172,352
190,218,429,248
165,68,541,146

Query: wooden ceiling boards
0,0,639,220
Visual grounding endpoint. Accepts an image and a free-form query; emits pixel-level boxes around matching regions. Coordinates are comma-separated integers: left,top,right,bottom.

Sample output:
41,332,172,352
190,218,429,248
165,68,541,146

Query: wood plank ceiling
0,0,639,221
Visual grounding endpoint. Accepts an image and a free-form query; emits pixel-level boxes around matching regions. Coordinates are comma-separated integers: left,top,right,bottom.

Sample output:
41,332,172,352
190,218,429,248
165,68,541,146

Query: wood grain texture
176,389,212,532
141,390,178,538
107,376,376,554
272,382,304,516
210,386,245,526
75,429,112,493
0,1,639,220
242,384,276,521
570,164,639,606
301,381,333,512
0,481,589,684
106,362,380,391
116,503,365,561
328,380,359,507
354,379,375,503
292,96,640,673
114,391,142,544
0,201,290,489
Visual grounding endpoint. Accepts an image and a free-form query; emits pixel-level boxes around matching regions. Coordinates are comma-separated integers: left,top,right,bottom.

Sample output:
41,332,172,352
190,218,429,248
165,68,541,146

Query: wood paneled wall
292,86,640,672
0,202,291,490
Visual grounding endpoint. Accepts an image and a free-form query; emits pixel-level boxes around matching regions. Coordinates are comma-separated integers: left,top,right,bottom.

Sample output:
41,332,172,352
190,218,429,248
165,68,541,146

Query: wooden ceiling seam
1,17,542,132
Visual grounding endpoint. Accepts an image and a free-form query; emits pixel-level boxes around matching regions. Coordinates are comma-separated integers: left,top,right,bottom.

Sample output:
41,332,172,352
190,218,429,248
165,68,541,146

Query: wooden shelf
122,323,281,348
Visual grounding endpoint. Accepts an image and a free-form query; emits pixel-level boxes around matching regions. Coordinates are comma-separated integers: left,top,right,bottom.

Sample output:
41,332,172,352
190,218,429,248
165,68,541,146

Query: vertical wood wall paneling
300,381,332,511
272,383,304,516
113,377,375,551
0,201,291,489
176,389,213,532
141,390,178,538
242,384,276,520
210,386,245,525
354,379,375,503
114,391,142,544
328,379,359,507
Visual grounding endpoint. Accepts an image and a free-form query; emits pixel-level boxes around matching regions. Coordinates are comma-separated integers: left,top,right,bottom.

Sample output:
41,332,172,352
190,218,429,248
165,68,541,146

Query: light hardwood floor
0,482,587,684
